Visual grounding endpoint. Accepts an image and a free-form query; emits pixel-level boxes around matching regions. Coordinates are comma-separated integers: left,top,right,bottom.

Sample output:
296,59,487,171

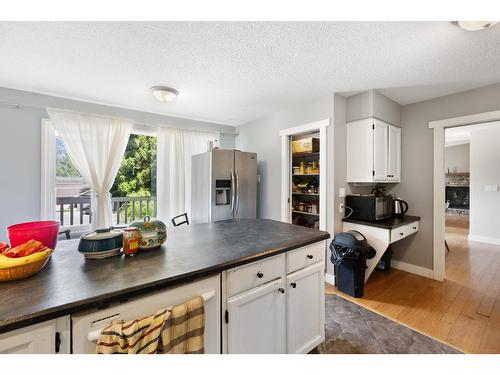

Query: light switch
339,187,346,198
485,185,499,192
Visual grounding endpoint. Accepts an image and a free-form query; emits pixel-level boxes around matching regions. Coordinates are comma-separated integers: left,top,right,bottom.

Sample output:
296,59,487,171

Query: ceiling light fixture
150,86,179,103
453,21,498,31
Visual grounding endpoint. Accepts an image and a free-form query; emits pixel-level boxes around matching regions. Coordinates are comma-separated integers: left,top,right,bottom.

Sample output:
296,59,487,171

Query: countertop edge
0,232,329,334
342,215,421,229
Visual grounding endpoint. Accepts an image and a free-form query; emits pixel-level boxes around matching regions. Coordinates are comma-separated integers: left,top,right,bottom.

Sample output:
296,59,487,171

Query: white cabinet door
387,125,401,182
347,118,374,183
373,119,389,182
227,278,286,354
0,319,59,354
286,262,325,354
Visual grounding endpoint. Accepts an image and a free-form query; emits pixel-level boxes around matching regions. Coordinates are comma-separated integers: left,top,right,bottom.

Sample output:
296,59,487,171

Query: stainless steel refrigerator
191,149,257,223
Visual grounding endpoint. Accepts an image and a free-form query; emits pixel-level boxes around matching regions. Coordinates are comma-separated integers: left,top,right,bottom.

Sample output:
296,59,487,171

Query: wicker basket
0,254,52,281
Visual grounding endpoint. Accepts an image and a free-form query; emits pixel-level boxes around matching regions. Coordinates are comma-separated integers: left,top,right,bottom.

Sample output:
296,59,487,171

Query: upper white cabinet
347,118,401,183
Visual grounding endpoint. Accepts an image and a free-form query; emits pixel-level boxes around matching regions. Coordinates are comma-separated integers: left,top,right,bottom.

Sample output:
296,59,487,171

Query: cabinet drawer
226,254,285,297
407,221,419,235
390,226,408,243
390,221,419,243
286,242,325,274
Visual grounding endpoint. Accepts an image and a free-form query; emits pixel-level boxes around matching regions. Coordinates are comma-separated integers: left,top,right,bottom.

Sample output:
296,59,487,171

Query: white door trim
279,119,330,231
430,110,500,281
41,119,56,220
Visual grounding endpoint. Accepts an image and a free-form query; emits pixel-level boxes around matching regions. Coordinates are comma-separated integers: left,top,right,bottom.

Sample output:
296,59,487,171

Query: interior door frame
279,119,330,231
429,109,500,281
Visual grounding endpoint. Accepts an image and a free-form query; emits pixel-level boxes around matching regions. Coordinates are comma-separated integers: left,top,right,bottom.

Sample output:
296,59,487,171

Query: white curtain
157,128,217,223
47,108,132,229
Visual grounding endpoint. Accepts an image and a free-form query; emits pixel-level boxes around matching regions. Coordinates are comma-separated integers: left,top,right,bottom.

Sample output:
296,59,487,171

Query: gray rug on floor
313,295,461,354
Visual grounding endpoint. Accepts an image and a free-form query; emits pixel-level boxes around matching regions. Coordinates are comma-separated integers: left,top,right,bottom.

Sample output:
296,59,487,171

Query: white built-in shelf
292,210,319,217
292,192,319,196
292,152,320,158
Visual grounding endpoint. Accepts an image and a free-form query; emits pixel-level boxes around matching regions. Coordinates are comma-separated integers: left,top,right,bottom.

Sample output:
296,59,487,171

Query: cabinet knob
400,232,404,236
290,282,297,288
278,288,285,294
412,226,417,230
256,271,264,278
307,254,314,259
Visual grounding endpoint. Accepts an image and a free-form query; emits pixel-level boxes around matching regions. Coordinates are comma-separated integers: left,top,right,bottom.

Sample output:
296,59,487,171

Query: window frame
41,119,160,235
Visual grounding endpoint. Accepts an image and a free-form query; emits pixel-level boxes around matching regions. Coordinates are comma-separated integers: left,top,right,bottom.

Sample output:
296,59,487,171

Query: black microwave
345,194,393,222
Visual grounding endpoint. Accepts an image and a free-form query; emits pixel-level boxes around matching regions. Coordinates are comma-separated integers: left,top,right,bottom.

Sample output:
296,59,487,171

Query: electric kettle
392,197,409,216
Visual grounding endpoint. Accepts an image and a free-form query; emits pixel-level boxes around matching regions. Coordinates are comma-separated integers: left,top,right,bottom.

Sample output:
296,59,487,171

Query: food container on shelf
291,138,319,154
7,221,60,250
299,161,305,174
306,162,313,174
298,202,305,212
292,166,300,174
0,248,53,281
129,216,167,250
122,227,140,256
78,228,123,259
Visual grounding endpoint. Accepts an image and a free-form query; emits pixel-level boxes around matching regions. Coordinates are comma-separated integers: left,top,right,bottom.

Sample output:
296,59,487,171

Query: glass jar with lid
122,227,140,256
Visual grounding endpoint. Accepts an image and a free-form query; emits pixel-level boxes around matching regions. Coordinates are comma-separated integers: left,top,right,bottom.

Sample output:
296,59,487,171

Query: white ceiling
1,22,500,126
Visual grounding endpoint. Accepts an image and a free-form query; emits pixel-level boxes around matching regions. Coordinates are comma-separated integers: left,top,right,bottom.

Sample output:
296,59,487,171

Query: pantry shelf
292,210,319,217
292,192,319,196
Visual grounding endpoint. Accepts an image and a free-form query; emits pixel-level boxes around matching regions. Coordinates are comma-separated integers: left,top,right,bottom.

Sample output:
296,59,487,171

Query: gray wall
391,83,500,270
236,94,334,221
445,143,470,173
469,124,500,242
346,90,401,125
0,87,236,242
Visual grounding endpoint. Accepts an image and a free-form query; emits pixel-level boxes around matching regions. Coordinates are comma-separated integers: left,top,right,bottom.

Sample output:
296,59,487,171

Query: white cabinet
286,262,325,354
347,117,401,183
71,275,221,354
223,241,326,354
387,125,401,181
0,316,70,354
227,278,286,354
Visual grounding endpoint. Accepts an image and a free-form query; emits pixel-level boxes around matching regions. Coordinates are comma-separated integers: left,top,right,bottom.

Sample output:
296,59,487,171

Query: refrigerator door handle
230,167,236,218
235,168,240,216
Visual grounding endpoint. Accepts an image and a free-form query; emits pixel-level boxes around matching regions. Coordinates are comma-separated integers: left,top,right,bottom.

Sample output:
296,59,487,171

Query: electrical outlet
339,203,345,214
257,174,261,183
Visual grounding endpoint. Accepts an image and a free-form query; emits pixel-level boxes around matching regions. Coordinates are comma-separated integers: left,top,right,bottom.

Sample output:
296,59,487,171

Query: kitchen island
0,219,329,354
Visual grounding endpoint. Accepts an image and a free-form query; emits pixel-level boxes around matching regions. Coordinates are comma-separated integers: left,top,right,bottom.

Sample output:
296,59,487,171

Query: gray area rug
313,294,461,354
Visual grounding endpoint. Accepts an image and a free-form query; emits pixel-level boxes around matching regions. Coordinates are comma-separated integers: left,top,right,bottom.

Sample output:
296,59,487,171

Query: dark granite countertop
0,219,329,334
342,215,421,229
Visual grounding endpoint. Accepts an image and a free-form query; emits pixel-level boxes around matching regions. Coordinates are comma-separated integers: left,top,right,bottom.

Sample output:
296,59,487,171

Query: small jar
298,202,305,211
306,162,313,174
122,227,140,256
292,166,300,175
307,204,313,213
299,161,305,175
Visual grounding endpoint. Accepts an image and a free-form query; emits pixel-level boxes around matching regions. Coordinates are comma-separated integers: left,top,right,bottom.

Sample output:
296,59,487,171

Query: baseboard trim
468,234,500,245
391,260,434,279
325,273,335,286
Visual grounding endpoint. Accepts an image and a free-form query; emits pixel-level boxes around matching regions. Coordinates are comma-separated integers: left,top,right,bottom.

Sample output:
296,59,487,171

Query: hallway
327,215,500,353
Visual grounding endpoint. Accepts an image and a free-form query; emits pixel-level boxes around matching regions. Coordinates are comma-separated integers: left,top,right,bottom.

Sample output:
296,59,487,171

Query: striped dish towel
160,295,205,354
95,296,205,354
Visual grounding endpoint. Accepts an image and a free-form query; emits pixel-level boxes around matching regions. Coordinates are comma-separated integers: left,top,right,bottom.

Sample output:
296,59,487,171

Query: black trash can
330,230,376,298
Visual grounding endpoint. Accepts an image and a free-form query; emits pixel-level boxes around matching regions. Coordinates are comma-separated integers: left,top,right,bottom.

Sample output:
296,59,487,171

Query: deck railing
56,196,157,227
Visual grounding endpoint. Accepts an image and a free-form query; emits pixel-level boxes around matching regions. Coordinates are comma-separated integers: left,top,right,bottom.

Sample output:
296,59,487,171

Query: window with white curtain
41,119,218,234
156,128,219,224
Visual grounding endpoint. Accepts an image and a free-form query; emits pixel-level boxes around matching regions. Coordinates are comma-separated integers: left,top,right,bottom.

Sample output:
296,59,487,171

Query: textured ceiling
1,22,500,126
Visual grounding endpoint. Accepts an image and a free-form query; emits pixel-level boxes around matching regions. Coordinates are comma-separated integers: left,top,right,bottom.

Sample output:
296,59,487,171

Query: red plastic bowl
7,221,60,249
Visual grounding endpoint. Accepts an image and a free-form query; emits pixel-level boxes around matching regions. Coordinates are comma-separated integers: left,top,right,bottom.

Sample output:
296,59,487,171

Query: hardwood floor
326,214,500,353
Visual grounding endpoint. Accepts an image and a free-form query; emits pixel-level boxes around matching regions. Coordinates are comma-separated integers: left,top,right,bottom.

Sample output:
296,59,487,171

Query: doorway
431,111,500,281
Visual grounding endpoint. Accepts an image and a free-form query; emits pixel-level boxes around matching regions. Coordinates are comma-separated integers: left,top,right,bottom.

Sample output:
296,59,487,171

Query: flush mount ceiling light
453,21,498,31
150,86,179,103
